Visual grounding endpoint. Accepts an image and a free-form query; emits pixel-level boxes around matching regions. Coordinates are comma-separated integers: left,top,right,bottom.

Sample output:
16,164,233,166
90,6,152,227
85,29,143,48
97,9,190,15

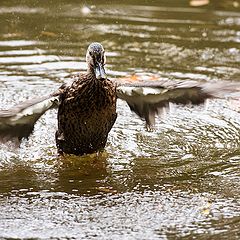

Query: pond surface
0,0,240,239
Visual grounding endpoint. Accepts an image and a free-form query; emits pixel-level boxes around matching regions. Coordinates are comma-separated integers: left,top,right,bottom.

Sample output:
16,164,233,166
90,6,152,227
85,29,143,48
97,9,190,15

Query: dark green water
0,0,240,239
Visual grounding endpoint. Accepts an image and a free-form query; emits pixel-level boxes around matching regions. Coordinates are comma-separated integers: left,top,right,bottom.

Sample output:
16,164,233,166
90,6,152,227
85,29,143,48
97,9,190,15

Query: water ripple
0,1,240,238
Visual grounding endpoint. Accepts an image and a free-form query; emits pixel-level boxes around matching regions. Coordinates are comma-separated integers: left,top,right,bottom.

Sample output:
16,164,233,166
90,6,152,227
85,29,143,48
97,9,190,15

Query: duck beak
95,62,107,80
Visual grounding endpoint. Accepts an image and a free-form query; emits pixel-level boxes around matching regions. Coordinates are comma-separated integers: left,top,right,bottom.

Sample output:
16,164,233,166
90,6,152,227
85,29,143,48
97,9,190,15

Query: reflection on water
0,0,240,239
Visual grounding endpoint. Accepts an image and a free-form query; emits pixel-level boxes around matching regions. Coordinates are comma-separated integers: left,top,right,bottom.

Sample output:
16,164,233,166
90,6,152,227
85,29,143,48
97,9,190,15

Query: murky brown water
0,0,240,239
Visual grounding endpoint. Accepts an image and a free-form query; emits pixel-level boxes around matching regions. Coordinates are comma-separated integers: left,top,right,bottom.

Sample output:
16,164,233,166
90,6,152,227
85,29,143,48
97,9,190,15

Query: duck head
86,42,107,80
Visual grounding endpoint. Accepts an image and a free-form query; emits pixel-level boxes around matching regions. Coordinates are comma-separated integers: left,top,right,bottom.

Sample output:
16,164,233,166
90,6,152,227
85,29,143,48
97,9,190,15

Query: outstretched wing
0,94,59,141
116,76,240,126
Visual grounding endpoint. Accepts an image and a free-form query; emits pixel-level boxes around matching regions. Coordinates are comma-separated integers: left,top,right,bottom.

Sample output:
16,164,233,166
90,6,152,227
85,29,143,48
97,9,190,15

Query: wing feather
0,95,59,141
116,78,240,126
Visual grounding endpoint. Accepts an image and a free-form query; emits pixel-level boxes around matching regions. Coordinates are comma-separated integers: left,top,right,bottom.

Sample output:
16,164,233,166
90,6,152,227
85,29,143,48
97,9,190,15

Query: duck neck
87,65,96,79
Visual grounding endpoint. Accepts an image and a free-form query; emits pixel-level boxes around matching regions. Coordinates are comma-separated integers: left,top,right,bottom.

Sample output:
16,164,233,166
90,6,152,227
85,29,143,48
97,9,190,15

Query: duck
55,43,117,155
0,42,240,155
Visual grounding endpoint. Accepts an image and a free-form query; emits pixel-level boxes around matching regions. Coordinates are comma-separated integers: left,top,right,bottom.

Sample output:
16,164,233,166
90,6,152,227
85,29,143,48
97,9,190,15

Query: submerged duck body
56,72,117,155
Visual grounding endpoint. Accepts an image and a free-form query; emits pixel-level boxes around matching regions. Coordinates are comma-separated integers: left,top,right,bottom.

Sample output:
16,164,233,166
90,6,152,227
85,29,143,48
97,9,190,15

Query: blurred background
0,0,240,239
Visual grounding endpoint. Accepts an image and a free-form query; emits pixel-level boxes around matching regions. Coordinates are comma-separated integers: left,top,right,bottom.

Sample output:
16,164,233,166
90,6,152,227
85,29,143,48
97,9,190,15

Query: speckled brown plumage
55,72,117,155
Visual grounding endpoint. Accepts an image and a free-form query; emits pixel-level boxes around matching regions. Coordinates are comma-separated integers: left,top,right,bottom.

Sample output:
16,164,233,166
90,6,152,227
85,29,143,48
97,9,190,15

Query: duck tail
0,95,59,142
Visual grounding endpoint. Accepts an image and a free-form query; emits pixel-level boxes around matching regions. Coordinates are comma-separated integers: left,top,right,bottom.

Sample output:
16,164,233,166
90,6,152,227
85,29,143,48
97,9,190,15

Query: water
0,0,240,239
